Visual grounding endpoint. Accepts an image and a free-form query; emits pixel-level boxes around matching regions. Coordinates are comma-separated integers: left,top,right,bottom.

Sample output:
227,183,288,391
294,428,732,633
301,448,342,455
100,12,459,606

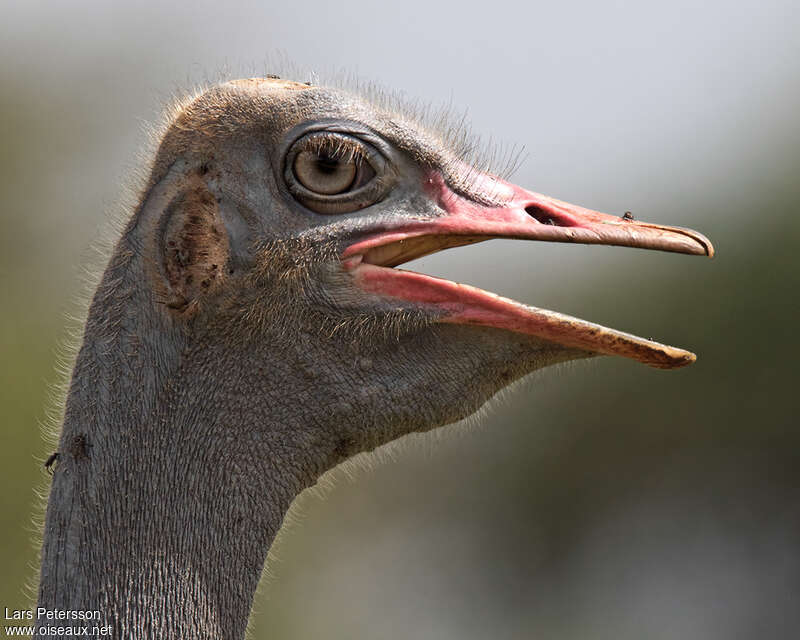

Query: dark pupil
316,153,340,175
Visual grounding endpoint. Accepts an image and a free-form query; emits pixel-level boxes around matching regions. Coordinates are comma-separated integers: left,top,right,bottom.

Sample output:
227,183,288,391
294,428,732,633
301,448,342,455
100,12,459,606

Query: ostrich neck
36,250,320,640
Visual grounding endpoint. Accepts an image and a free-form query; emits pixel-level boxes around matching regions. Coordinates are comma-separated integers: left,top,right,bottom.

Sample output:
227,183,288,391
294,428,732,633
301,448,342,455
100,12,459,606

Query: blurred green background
1,1,798,638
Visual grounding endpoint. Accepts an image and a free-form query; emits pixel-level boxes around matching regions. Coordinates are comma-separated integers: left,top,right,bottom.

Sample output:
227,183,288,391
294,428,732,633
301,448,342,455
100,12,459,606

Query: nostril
524,204,578,227
525,204,557,226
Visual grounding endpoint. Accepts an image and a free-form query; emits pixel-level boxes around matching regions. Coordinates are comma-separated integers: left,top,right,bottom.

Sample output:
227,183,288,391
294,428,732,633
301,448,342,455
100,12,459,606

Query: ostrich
36,77,713,639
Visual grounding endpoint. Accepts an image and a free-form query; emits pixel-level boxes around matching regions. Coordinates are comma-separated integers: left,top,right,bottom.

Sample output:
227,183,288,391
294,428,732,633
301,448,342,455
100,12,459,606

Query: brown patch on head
68,433,91,461
162,173,230,314
226,77,313,92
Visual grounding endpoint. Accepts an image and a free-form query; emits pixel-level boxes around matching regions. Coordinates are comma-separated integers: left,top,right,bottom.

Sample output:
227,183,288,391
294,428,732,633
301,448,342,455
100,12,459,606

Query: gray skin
36,78,589,639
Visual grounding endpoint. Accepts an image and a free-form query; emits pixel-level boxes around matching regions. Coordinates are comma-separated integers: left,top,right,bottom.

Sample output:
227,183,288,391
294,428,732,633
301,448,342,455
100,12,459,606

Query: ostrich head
137,77,711,458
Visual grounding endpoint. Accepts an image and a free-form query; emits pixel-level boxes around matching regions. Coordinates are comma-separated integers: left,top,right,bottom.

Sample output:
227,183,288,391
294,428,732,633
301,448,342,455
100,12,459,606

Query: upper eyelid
284,121,392,155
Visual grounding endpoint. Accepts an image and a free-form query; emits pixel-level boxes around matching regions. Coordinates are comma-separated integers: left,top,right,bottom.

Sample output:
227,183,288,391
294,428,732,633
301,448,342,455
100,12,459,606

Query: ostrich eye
285,132,382,214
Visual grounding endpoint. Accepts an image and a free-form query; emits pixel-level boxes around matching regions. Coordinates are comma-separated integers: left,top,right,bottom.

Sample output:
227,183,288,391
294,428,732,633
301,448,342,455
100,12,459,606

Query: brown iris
293,149,357,195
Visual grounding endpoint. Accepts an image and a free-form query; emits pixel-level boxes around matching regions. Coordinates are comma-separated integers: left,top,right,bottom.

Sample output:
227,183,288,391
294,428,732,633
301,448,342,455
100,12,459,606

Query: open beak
342,172,714,369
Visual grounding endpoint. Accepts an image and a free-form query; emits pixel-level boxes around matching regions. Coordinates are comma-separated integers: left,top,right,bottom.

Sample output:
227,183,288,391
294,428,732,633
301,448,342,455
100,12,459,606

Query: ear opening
157,173,230,314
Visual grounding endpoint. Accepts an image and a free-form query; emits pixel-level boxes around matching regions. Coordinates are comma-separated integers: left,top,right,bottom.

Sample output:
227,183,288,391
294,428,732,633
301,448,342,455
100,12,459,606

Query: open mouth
342,173,713,370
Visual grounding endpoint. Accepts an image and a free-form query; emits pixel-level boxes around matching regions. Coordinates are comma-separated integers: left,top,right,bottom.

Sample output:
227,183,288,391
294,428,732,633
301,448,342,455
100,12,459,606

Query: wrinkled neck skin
36,233,585,640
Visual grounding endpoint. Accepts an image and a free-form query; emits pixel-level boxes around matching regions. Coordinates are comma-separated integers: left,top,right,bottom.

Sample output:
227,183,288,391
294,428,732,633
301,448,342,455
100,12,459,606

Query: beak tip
699,238,715,259
654,349,697,369
686,228,714,258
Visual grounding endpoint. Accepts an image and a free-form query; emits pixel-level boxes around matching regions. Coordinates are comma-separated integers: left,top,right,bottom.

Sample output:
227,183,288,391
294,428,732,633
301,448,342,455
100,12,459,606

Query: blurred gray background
1,1,798,638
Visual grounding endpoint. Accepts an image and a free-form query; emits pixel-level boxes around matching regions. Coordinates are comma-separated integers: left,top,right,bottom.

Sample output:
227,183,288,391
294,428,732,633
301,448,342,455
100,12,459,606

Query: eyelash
298,132,365,166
